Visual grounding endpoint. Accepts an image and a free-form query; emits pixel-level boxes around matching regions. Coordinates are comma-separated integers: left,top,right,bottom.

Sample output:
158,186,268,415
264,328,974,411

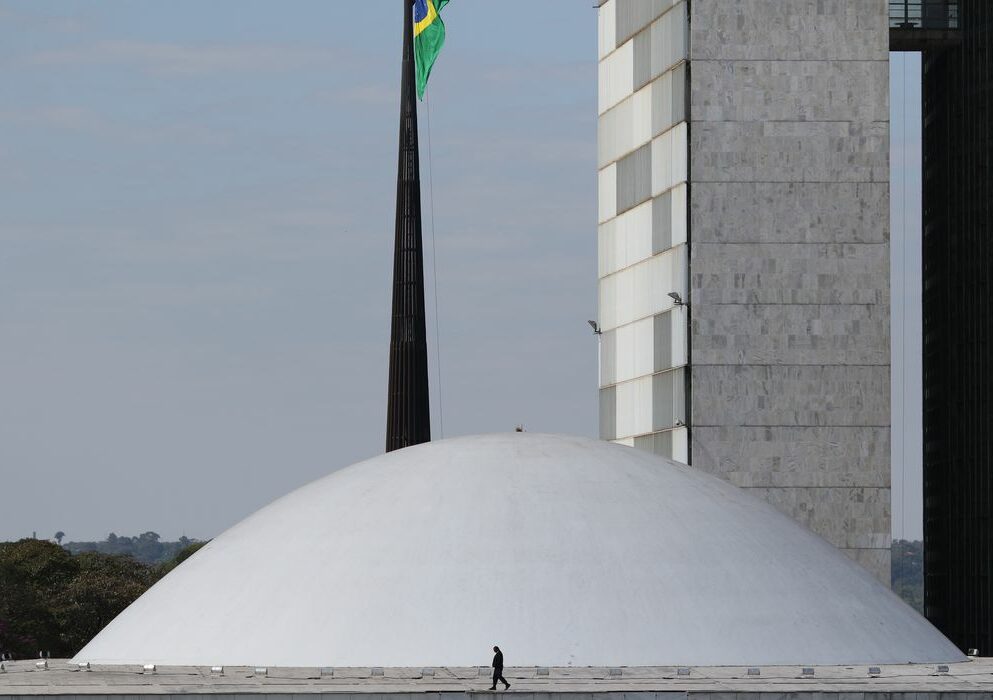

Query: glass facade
921,0,993,655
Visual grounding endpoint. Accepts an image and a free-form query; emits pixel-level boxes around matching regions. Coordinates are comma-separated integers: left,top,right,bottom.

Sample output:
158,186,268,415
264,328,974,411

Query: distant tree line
0,536,204,659
63,532,197,565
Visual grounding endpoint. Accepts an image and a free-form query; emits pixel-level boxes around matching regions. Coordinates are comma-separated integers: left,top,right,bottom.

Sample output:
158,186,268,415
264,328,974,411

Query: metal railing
889,0,959,30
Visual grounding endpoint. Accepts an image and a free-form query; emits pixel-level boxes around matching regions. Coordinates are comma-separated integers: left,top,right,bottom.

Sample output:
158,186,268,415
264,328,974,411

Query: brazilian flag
413,0,449,100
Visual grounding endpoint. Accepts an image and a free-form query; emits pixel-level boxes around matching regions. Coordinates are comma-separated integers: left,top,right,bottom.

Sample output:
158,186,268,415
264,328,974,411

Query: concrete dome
76,433,963,667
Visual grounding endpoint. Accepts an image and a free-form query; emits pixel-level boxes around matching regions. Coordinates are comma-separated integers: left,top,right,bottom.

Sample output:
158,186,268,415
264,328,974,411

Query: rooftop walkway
2,659,993,696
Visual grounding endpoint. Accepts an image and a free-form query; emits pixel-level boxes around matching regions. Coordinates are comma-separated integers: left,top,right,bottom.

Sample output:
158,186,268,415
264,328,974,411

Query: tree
54,552,154,653
0,535,205,658
54,532,65,545
0,539,78,591
0,540,78,657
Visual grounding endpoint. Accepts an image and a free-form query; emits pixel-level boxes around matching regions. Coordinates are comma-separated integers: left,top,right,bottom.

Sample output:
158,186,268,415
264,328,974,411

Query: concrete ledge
0,660,989,695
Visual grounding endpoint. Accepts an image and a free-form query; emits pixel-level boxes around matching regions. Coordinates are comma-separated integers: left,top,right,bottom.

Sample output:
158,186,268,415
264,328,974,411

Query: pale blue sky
0,2,597,541
890,51,923,541
0,3,922,541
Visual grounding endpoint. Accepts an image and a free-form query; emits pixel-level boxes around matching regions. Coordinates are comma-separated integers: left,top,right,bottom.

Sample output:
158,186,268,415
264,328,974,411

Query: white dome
76,433,963,667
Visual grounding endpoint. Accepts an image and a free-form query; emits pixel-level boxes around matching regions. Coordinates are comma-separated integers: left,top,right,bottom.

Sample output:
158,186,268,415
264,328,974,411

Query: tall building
918,0,993,655
596,0,891,582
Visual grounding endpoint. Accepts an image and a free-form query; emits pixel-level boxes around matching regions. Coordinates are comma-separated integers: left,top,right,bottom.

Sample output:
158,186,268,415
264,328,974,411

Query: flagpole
385,0,432,452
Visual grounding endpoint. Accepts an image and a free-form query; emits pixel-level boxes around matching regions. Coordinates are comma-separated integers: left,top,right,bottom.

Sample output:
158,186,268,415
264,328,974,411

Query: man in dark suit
489,645,510,690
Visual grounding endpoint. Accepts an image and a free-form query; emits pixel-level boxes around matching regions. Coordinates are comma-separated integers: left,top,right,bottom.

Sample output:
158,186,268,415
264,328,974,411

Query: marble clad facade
596,0,891,582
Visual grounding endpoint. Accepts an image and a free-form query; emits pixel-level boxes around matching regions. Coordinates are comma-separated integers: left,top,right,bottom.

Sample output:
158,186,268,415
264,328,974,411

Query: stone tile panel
691,121,888,184
690,182,889,244
691,426,890,488
691,59,888,123
690,242,889,306
689,0,888,62
691,303,889,366
690,365,889,427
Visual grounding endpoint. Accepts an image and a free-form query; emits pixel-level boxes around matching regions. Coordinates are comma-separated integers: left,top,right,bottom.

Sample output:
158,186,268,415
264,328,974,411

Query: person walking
489,645,510,690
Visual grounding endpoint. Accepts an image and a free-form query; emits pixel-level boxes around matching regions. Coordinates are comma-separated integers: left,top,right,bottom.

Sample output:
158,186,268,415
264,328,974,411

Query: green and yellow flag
413,0,449,100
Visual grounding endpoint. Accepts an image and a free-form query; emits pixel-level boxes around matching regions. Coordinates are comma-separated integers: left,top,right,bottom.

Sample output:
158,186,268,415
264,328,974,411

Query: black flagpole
385,0,431,452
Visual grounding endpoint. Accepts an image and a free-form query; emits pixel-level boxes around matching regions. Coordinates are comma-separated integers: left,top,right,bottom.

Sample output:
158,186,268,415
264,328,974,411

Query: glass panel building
920,0,993,655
